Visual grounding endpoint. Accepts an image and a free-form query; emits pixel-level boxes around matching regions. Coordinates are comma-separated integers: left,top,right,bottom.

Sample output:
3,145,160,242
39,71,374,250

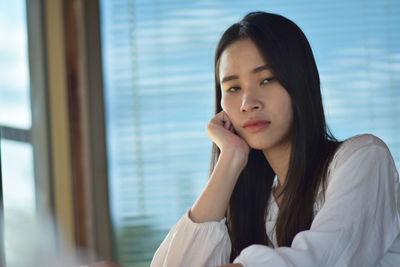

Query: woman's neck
262,140,291,188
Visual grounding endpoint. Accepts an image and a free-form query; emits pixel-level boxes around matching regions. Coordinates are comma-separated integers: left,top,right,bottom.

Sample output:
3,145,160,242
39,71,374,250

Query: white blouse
151,134,400,267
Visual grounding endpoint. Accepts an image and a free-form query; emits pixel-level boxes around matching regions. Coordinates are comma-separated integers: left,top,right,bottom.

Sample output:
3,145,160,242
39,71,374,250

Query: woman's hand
206,111,250,166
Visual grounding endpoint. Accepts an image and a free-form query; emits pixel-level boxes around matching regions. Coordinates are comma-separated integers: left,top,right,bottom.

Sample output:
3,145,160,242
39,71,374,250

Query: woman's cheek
220,96,227,111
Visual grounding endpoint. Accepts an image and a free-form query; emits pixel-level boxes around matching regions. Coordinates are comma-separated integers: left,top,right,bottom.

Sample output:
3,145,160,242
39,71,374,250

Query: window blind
100,1,400,266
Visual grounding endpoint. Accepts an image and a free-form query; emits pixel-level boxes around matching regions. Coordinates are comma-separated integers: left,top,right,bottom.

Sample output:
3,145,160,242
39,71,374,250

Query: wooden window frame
1,0,113,265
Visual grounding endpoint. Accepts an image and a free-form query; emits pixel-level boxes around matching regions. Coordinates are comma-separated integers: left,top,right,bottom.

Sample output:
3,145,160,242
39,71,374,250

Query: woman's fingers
213,111,232,128
208,110,237,134
221,111,236,132
206,110,250,158
224,117,231,130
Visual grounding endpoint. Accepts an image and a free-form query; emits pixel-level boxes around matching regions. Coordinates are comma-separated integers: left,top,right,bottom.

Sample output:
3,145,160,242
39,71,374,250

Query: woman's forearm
190,149,245,223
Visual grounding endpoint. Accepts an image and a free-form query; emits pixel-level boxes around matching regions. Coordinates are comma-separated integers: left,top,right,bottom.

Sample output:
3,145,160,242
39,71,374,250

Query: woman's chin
246,139,271,151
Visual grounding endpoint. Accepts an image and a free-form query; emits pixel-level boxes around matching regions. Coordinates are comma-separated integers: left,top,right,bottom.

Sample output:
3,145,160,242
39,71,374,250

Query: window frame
1,0,113,264
0,0,52,263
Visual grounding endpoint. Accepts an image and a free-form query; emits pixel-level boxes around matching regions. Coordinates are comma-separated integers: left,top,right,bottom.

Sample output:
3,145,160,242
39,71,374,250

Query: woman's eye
261,77,274,84
227,87,240,92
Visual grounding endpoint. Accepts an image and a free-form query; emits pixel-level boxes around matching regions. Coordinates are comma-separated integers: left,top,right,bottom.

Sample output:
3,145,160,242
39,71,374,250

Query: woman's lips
243,120,271,133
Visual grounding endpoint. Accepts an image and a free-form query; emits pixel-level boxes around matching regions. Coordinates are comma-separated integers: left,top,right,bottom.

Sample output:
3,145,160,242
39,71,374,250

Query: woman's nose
240,94,263,112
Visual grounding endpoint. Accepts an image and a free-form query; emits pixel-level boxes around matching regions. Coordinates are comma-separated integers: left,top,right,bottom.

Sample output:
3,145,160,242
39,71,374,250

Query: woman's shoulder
343,133,388,150
329,133,394,173
316,134,397,213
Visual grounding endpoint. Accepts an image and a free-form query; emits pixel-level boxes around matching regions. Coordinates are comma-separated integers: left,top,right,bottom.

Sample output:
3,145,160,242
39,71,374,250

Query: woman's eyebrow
252,64,270,74
221,75,239,84
221,64,270,84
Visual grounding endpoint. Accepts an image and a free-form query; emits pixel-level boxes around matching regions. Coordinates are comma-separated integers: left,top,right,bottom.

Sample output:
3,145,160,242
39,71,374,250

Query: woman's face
219,39,293,151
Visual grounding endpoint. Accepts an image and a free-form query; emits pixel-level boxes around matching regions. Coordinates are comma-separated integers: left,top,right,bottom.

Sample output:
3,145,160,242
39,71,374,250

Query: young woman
149,11,400,267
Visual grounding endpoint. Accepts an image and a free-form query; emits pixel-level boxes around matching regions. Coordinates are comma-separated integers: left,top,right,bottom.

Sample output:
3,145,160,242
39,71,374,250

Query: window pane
100,1,400,266
0,139,35,266
0,0,31,129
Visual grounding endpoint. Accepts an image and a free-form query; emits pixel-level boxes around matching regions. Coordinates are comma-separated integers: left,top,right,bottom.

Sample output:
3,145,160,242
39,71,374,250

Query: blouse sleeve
233,142,400,267
150,209,231,267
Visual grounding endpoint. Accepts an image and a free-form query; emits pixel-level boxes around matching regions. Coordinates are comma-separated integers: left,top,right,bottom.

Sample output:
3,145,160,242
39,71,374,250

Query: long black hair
209,11,342,261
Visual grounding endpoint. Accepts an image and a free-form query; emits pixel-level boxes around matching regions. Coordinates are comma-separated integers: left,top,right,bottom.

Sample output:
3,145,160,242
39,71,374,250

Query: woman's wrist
220,148,248,172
